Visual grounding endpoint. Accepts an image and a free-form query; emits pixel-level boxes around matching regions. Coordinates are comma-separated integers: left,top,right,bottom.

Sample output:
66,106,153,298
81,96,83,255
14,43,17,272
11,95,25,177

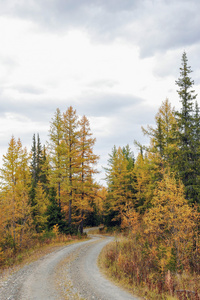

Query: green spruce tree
175,51,199,204
46,187,69,234
36,134,43,182
48,108,65,208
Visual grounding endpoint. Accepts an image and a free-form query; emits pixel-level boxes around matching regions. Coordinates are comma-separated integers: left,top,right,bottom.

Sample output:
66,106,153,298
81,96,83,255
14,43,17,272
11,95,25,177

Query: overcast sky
0,0,200,185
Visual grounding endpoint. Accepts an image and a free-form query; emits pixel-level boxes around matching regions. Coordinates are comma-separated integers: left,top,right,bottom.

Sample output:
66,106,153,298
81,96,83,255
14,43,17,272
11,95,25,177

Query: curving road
0,235,139,300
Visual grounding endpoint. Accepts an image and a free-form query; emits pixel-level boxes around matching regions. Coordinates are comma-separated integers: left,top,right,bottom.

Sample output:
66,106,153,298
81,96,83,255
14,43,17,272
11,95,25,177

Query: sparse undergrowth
99,235,200,300
0,229,87,273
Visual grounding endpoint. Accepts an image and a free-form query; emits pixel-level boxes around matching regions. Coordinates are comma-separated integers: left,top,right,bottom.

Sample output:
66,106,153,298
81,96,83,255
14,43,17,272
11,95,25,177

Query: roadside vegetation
99,52,200,300
99,190,200,299
0,224,87,270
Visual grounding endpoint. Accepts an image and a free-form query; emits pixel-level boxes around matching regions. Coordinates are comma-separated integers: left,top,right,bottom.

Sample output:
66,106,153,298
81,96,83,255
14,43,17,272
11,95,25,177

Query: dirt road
0,235,138,300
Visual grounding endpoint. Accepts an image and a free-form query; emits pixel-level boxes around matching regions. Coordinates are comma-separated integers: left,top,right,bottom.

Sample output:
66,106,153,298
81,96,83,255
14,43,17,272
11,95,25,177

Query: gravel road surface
0,235,139,300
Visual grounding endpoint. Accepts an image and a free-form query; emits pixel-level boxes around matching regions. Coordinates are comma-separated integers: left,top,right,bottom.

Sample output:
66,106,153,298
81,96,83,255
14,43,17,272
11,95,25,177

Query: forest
101,52,200,299
0,52,200,298
0,107,102,258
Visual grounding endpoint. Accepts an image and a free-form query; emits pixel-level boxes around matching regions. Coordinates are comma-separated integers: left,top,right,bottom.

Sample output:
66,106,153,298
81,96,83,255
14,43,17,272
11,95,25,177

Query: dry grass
99,236,200,300
0,232,88,280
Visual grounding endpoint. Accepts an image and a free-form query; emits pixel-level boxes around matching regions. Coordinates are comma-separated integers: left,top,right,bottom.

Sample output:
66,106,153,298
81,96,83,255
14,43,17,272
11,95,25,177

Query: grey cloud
0,90,148,125
0,0,138,24
0,56,18,83
0,56,18,68
94,100,157,145
187,47,200,85
92,102,156,180
153,52,181,78
129,1,200,57
75,93,144,117
1,1,200,57
0,97,56,122
153,48,200,87
13,84,45,95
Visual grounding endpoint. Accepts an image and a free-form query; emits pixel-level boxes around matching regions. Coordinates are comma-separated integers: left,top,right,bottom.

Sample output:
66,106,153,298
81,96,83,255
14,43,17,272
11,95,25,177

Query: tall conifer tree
31,134,37,185
36,134,43,182
30,133,49,202
62,106,80,225
76,115,99,233
105,146,135,225
0,137,31,248
142,99,178,170
48,108,65,208
175,52,199,203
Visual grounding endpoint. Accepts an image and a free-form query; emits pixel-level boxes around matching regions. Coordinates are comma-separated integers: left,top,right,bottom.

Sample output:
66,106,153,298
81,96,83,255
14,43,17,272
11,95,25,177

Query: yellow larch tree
142,99,178,171
106,146,135,224
62,106,80,225
133,152,154,213
0,136,32,249
121,202,139,235
48,108,65,208
95,186,107,223
75,115,99,233
144,171,197,273
134,99,179,213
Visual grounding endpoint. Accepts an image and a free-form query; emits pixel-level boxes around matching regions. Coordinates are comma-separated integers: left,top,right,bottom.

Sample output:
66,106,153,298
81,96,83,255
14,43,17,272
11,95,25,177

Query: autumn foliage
0,107,100,266
102,53,200,299
102,171,200,299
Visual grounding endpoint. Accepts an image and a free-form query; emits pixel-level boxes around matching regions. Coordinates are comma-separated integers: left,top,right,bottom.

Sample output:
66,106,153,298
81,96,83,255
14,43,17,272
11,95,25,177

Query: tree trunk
68,196,72,225
80,210,84,234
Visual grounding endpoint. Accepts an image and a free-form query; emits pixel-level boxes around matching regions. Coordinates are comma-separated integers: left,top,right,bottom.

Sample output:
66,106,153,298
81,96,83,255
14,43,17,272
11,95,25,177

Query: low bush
0,229,86,268
100,234,200,300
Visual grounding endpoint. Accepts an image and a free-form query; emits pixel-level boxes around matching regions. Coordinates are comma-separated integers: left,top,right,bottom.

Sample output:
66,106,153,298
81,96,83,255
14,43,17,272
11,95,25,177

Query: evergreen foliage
62,106,80,225
75,115,99,233
0,137,32,248
48,108,65,208
32,181,49,233
46,187,69,234
175,52,200,204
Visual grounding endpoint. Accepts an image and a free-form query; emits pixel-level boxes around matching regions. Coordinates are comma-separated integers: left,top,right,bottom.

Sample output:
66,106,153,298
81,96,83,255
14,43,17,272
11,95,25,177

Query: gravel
0,235,139,300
